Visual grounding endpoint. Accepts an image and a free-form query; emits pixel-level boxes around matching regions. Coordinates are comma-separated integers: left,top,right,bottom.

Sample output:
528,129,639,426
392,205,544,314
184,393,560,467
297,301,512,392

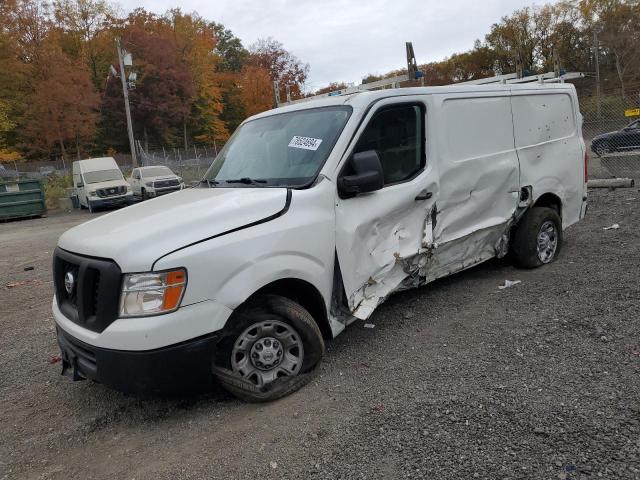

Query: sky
117,0,544,92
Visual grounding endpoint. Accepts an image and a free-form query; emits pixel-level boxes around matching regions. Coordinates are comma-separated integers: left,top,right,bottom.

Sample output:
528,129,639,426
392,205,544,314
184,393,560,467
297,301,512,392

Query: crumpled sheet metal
349,205,511,320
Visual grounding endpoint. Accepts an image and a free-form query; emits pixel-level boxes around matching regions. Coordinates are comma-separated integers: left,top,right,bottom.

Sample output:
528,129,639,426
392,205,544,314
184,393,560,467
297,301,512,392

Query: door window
353,104,425,185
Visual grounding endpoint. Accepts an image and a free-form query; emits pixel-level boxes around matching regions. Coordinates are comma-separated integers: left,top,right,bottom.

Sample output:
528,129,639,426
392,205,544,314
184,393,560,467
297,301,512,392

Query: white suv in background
130,166,184,199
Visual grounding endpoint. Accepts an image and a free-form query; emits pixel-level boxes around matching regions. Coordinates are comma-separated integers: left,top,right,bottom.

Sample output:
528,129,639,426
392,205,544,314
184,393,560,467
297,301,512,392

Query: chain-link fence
135,142,223,185
577,81,640,180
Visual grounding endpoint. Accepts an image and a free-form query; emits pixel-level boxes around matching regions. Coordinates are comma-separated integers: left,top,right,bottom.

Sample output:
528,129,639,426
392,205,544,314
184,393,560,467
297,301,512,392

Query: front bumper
89,193,133,208
57,326,220,394
148,186,182,197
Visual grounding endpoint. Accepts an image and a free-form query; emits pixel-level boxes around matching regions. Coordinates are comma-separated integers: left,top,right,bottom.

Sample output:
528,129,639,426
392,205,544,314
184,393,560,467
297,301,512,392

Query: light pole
115,38,137,167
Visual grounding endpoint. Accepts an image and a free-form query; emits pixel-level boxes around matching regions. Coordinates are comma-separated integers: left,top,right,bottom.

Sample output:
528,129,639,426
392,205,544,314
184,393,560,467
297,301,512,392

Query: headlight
177,177,183,182
119,268,187,317
145,181,153,187
88,190,96,196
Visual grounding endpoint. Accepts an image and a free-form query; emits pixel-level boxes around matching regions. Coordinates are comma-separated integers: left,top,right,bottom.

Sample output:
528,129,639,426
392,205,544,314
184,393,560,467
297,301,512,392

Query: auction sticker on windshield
288,136,323,151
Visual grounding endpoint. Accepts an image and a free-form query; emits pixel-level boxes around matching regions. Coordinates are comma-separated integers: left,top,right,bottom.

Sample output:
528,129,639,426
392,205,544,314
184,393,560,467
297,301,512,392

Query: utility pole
116,38,137,167
594,30,601,121
273,81,281,108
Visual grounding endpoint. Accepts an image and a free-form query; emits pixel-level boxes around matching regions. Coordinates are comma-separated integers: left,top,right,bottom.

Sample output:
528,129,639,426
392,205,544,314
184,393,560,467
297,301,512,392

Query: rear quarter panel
512,88,584,229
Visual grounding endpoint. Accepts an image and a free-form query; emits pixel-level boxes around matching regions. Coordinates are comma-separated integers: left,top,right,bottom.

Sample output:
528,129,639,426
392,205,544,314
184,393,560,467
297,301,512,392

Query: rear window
512,93,576,147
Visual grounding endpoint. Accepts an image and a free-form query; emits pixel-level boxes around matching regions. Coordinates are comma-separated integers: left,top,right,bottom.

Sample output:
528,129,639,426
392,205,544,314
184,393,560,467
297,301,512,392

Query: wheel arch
241,278,332,341
532,192,562,218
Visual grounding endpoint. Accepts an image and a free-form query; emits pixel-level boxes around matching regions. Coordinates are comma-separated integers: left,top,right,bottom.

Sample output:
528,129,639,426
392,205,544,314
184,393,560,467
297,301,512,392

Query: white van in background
54,84,587,401
72,157,133,213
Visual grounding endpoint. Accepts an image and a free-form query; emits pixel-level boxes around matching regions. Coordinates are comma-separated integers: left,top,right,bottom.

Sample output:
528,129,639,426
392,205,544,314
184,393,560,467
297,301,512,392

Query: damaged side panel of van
335,92,522,321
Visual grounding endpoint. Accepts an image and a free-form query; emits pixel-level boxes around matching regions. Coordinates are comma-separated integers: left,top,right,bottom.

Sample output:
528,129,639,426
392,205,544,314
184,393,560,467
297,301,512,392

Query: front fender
214,252,329,311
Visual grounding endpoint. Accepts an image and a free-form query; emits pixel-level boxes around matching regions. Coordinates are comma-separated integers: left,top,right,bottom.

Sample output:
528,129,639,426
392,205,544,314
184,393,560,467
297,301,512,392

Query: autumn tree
249,37,309,99
236,65,273,117
22,46,100,159
168,9,228,146
597,0,640,98
52,0,117,89
313,82,349,95
485,8,537,74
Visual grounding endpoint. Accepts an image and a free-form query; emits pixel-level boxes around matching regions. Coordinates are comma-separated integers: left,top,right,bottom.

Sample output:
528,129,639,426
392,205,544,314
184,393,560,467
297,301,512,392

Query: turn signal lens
163,270,186,310
119,268,187,317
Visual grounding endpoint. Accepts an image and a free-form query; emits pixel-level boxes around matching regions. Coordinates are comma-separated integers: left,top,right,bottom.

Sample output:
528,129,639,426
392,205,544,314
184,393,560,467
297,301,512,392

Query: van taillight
584,151,588,183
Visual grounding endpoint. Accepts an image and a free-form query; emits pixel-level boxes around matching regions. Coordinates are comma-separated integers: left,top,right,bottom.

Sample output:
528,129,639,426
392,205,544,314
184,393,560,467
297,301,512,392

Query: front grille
154,179,180,188
97,186,126,198
53,248,122,333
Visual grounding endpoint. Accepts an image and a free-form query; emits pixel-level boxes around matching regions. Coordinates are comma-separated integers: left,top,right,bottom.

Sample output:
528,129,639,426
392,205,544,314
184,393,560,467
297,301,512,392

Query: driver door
335,98,438,319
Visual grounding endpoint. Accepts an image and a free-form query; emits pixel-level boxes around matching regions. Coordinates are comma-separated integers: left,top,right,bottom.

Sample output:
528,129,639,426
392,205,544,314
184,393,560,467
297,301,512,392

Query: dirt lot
1,189,639,480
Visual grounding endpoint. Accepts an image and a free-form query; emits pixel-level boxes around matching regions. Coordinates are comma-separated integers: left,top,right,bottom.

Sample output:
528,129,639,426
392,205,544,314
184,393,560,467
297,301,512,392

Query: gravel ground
1,189,639,480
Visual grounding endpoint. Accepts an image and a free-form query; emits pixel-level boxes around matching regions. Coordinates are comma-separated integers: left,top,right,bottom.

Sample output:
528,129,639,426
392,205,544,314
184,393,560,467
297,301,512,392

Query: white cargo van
72,157,133,212
53,84,587,401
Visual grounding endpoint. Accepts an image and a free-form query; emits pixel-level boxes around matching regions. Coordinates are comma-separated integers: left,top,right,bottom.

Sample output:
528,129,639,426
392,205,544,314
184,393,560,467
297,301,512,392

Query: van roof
248,83,577,122
74,157,119,171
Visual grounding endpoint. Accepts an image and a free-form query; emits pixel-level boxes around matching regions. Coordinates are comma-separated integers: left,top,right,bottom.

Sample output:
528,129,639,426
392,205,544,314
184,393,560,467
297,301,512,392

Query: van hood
58,187,289,271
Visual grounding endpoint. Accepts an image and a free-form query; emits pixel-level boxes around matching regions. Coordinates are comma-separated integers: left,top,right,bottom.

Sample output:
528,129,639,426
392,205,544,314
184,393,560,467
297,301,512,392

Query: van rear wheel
214,295,324,402
511,207,562,268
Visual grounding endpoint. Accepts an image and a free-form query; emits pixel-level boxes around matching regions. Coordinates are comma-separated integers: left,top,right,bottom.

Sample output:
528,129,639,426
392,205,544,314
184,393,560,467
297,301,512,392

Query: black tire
511,206,562,269
214,294,324,402
141,188,147,200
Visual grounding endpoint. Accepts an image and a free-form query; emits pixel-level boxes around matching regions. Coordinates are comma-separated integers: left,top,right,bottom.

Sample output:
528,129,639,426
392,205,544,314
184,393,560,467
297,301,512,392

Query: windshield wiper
200,178,219,188
224,177,267,184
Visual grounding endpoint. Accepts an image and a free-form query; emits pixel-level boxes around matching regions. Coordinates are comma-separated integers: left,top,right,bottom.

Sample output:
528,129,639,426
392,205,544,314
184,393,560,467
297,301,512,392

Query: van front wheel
511,207,562,268
214,295,324,402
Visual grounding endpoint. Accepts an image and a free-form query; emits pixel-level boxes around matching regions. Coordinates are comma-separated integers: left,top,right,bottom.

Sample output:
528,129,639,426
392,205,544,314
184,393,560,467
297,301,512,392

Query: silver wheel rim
537,220,558,263
231,320,303,387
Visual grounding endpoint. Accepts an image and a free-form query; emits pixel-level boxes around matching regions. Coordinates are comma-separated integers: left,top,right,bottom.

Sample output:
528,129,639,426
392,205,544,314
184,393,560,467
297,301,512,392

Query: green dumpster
0,179,47,220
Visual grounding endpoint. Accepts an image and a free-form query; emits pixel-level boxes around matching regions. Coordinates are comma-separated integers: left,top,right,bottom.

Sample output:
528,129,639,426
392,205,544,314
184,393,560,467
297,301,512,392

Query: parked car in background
72,157,132,213
38,166,56,177
591,119,640,156
129,165,184,199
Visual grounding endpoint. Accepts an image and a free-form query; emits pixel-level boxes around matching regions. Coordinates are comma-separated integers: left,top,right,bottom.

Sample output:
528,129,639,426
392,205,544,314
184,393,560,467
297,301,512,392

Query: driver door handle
415,190,432,201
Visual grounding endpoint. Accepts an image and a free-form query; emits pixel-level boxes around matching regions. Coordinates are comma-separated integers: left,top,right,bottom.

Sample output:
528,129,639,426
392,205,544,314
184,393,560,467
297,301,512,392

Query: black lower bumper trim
91,197,132,208
56,327,220,394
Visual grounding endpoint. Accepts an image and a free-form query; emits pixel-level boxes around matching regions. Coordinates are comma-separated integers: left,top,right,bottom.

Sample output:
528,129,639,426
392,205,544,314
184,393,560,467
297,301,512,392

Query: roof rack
277,44,584,107
456,70,584,85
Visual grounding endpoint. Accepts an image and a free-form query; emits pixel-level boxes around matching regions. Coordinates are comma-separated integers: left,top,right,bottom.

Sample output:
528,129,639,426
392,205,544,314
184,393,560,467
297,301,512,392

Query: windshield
83,169,123,184
142,167,174,177
203,106,351,187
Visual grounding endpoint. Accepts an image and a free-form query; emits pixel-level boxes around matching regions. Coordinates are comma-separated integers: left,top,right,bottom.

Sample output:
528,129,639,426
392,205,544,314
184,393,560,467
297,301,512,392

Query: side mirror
338,150,384,197
76,182,84,188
